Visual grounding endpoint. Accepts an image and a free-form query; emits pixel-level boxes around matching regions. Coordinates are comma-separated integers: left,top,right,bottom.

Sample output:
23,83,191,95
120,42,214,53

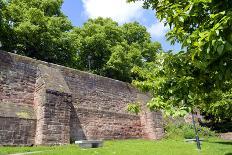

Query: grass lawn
0,138,231,155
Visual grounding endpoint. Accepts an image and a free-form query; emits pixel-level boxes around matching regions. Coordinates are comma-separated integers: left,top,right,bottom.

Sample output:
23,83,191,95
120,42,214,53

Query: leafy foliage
128,0,232,82
128,0,232,121
202,85,232,121
132,52,198,116
72,18,162,82
127,103,141,115
132,51,232,121
71,18,122,73
165,121,216,140
0,1,163,82
0,0,76,67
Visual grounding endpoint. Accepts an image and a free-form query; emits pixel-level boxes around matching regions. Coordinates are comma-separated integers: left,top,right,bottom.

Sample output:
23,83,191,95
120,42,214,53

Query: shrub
183,130,195,139
164,121,215,139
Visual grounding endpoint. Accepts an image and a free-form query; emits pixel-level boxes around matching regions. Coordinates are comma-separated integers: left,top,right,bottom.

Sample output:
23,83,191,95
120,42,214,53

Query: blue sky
61,0,181,52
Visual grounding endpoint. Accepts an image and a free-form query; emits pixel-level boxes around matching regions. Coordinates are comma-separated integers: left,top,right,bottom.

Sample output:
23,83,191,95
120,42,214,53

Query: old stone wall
62,63,164,140
63,71,137,113
0,51,36,105
71,108,143,141
140,111,164,140
220,132,232,140
0,117,36,146
0,50,164,146
0,51,37,145
34,64,72,145
35,90,71,145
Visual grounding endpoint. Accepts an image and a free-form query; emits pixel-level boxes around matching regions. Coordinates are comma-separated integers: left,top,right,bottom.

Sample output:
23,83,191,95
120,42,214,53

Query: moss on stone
16,112,30,119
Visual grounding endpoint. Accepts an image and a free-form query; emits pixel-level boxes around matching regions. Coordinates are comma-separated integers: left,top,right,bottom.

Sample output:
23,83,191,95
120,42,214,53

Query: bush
164,121,216,140
184,130,195,139
182,124,195,139
198,126,216,137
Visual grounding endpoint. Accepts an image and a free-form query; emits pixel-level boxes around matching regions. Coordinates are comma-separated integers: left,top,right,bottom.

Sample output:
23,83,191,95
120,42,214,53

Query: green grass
0,138,231,155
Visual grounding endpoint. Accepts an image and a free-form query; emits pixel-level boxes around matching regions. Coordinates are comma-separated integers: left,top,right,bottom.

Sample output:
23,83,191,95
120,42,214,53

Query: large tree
0,0,76,67
128,0,232,83
71,18,124,74
128,0,232,121
1,2,163,82
72,18,162,82
132,51,232,121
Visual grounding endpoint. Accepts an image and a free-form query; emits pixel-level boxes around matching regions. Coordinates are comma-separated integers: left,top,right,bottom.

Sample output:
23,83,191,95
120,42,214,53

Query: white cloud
147,22,169,38
81,0,144,24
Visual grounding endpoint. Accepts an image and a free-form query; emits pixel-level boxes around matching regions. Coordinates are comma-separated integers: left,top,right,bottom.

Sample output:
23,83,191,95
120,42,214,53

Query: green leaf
217,44,224,55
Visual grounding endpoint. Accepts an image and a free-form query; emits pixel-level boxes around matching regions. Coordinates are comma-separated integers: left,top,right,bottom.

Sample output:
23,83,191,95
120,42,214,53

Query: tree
132,52,208,149
133,52,197,115
0,1,4,35
122,22,150,45
72,18,162,82
128,0,232,120
202,82,232,122
128,0,232,83
1,2,163,82
0,0,77,67
105,42,143,82
0,0,14,50
71,18,123,74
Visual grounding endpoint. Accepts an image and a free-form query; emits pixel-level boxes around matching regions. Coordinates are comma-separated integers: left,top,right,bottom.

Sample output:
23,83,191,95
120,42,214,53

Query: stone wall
63,71,137,113
0,51,37,145
140,110,164,140
220,132,232,140
0,51,36,105
34,64,72,145
71,108,143,140
0,50,164,145
35,90,71,145
0,117,36,146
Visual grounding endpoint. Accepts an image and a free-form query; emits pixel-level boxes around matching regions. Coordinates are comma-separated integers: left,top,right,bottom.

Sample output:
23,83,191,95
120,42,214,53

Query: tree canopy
128,0,232,121
132,51,232,121
71,18,162,82
0,0,77,67
0,1,163,82
128,0,232,83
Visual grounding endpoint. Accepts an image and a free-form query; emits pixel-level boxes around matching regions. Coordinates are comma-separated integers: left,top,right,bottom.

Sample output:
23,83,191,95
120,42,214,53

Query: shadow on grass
224,153,232,155
209,141,232,145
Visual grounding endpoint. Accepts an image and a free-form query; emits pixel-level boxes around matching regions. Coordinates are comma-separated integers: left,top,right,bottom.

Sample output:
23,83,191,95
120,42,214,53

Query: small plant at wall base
127,103,141,115
164,121,216,140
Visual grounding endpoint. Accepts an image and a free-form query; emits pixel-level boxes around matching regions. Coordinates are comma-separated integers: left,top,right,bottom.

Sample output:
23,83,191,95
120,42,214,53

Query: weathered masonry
0,50,164,145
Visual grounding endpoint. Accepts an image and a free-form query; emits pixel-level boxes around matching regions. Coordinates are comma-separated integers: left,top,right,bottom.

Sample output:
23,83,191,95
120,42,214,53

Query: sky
61,0,182,52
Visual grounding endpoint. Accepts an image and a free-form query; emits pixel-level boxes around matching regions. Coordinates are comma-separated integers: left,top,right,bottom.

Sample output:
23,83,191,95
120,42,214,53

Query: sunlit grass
0,138,231,155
